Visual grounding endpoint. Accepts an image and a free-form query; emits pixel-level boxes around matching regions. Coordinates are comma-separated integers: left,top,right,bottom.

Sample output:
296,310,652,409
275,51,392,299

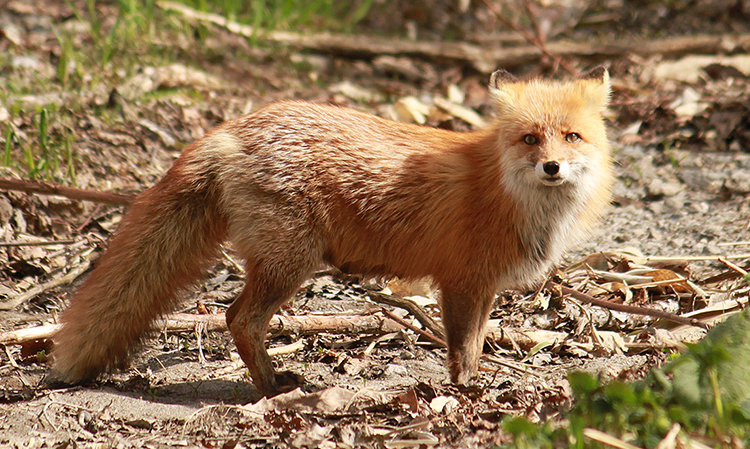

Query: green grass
2,107,76,182
502,310,750,448
179,0,375,34
0,0,376,183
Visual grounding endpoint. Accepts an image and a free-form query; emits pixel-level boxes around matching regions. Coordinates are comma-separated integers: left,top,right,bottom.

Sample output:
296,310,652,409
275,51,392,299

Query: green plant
54,30,77,89
116,0,158,40
501,311,750,448
180,0,375,34
3,124,15,167
65,0,162,71
80,0,124,67
1,109,78,182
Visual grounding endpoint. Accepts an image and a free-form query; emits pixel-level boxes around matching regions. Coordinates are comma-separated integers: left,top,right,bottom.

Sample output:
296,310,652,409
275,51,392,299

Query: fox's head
489,67,611,189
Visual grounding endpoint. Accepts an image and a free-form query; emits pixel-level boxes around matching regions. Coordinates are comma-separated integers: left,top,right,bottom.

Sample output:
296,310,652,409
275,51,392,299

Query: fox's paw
273,370,304,394
253,370,304,398
41,371,90,390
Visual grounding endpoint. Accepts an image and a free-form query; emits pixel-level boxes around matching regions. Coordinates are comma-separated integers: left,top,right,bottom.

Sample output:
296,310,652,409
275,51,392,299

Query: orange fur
53,69,613,397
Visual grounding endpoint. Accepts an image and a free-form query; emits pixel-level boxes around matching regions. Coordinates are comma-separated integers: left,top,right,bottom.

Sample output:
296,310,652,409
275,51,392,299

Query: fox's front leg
438,284,496,384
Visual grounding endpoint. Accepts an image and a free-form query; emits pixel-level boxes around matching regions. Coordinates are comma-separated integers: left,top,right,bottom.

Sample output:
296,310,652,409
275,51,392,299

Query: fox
52,67,614,398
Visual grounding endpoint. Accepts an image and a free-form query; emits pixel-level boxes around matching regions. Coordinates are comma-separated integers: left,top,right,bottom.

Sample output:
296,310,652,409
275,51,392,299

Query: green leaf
568,371,600,396
603,381,637,406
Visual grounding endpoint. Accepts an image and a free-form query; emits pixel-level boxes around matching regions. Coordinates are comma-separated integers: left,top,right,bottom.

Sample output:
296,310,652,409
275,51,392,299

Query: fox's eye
523,134,538,145
565,133,581,143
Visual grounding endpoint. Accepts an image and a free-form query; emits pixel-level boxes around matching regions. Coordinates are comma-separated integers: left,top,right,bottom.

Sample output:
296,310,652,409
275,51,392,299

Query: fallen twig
583,428,642,449
481,0,577,74
159,1,750,72
0,178,134,206
481,353,544,377
380,307,447,348
701,261,750,285
0,239,77,247
0,312,403,346
646,253,750,263
0,256,93,311
166,312,405,337
485,326,566,352
0,323,62,345
367,291,446,341
718,257,750,277
545,280,708,329
267,339,306,357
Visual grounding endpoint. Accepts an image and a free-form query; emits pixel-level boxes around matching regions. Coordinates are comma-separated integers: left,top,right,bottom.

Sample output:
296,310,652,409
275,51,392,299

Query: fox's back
195,102,505,279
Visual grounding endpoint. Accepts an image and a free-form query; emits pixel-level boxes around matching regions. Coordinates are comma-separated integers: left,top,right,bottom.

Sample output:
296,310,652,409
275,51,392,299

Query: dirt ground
1,1,750,448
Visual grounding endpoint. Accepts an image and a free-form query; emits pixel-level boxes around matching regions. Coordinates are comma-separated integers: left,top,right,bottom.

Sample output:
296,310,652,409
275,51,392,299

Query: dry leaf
393,96,430,124
386,277,433,298
429,395,459,414
329,81,383,103
432,96,486,128
654,54,750,83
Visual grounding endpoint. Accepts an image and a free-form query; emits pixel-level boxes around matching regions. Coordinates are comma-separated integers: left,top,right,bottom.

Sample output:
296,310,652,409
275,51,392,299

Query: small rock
690,202,710,214
1,22,24,45
647,201,665,215
649,228,665,241
726,171,750,192
12,209,26,233
678,169,722,193
0,196,13,225
664,194,686,212
430,395,459,414
703,244,723,255
11,56,38,70
647,179,684,198
399,350,415,360
636,155,658,180
383,364,408,377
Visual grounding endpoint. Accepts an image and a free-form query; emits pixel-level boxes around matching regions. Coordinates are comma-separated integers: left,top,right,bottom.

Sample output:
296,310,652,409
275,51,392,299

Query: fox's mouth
539,175,566,186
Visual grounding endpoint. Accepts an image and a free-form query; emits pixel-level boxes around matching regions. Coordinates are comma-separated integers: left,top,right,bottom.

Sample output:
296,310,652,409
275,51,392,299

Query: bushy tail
53,155,227,383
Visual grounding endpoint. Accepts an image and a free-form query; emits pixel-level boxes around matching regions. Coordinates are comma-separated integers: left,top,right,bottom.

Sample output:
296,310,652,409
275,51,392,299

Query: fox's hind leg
226,251,317,397
224,212,322,397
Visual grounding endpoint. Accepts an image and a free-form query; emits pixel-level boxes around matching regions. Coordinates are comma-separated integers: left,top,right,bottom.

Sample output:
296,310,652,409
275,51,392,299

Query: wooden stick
0,239,77,247
164,312,404,337
0,312,403,346
718,257,749,276
0,323,62,345
380,307,447,348
0,258,93,311
158,1,750,72
480,0,577,75
0,178,134,206
367,291,446,341
545,281,708,329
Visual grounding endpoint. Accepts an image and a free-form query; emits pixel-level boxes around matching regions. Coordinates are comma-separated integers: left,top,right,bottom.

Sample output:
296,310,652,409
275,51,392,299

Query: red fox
52,68,613,397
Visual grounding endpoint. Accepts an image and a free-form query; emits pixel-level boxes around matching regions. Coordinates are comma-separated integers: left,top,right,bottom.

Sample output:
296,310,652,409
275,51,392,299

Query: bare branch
0,178,134,206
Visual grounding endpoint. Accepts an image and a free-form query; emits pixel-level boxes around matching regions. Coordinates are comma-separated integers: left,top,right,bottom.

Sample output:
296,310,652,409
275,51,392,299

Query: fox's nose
543,161,560,175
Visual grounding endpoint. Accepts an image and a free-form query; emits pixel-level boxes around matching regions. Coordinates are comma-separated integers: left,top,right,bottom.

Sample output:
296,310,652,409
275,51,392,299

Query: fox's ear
489,69,518,89
488,69,519,109
578,66,611,111
580,66,608,83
